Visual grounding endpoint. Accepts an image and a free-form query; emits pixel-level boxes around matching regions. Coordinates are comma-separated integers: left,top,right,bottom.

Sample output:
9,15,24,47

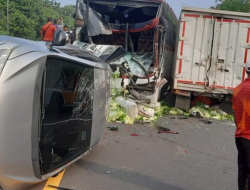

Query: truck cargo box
173,7,250,96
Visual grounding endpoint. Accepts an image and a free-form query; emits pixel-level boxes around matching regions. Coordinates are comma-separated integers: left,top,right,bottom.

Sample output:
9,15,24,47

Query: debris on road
105,171,111,174
157,126,170,132
158,130,179,134
200,120,213,125
48,185,75,190
178,117,189,120
156,125,178,134
108,98,234,125
189,102,234,121
108,68,234,125
131,133,139,137
170,117,188,120
177,147,188,155
107,126,119,131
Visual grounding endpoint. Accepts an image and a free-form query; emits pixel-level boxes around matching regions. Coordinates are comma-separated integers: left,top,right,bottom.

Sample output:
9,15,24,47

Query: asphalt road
30,116,237,190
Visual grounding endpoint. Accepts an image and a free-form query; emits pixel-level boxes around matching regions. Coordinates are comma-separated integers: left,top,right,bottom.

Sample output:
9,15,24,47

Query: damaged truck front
74,0,177,106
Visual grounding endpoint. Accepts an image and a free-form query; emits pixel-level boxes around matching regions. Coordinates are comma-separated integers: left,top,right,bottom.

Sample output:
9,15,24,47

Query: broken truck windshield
75,0,160,37
89,2,160,24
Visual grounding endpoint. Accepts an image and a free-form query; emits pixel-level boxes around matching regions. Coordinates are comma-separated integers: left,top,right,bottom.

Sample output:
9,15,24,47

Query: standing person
63,25,71,43
70,28,75,44
57,17,64,30
53,19,59,29
233,60,250,190
41,17,57,42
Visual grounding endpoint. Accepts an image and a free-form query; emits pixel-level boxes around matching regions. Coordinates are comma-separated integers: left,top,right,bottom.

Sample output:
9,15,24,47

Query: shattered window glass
40,58,94,174
77,1,112,36
110,53,153,77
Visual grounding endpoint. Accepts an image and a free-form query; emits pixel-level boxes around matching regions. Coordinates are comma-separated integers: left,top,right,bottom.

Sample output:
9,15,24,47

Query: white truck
173,7,250,112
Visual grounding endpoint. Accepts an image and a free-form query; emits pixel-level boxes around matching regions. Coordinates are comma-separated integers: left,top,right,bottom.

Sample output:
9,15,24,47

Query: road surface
30,116,237,190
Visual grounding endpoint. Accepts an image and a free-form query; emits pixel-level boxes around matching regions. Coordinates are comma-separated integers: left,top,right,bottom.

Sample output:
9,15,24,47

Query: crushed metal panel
74,41,153,78
77,0,112,36
73,41,127,61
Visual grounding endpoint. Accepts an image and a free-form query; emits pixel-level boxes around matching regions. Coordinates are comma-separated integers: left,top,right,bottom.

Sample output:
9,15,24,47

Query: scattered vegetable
108,100,135,124
122,115,135,125
169,110,178,115
112,67,120,79
108,99,234,124
154,104,170,117
189,103,233,121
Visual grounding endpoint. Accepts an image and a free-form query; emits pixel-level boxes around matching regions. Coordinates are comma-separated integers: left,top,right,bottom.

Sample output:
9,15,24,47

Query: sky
57,0,217,16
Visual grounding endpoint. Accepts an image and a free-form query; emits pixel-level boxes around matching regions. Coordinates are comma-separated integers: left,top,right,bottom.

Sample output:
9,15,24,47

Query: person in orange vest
233,60,250,190
41,17,57,42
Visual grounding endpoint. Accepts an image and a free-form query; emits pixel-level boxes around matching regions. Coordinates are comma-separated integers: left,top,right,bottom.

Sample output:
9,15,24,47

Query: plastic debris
137,104,155,118
115,96,138,119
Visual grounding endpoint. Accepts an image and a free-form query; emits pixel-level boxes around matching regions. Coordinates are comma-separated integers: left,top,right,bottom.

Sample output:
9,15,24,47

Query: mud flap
219,101,233,115
175,95,191,110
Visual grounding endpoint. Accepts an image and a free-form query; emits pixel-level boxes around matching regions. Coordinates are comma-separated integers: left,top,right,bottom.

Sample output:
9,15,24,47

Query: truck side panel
210,20,250,91
174,14,214,91
174,9,250,95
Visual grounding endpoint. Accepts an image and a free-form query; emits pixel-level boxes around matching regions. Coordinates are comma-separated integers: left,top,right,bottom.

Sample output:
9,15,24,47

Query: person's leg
236,138,248,190
241,138,250,190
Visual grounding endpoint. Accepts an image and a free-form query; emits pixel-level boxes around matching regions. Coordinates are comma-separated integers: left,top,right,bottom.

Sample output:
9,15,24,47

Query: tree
8,0,37,39
0,1,7,35
59,5,76,29
0,0,75,40
215,0,250,12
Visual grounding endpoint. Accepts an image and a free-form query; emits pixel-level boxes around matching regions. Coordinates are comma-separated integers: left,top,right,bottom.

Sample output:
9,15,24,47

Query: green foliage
0,2,7,35
0,0,75,40
215,0,250,12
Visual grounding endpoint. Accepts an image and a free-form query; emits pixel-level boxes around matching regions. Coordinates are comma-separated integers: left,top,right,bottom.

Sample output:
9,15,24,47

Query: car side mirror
52,30,67,46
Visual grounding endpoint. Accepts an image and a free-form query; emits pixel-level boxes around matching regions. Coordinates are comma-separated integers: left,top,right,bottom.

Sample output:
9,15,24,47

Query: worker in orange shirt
41,17,57,42
233,60,250,190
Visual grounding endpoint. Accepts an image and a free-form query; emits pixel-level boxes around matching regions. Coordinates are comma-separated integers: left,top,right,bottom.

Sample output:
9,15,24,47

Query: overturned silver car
0,31,110,190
